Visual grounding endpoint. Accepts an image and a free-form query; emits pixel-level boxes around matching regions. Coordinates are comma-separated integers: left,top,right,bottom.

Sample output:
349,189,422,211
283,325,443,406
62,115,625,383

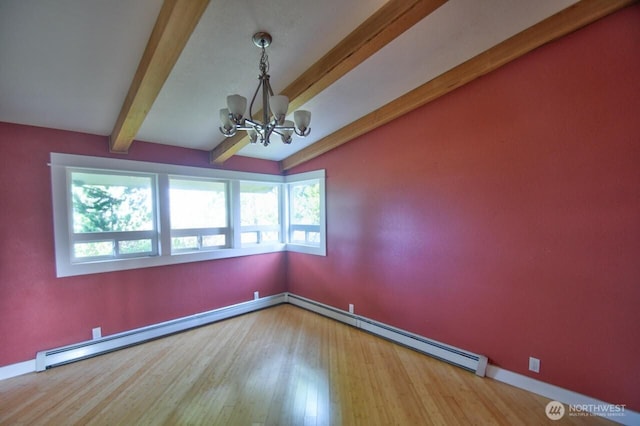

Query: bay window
50,153,325,277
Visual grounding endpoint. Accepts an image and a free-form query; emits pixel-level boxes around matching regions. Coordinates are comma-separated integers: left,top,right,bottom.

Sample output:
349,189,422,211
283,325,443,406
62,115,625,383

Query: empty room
0,0,638,424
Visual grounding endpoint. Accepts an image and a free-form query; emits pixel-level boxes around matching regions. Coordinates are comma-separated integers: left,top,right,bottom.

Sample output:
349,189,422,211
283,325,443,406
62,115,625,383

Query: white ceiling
0,0,578,161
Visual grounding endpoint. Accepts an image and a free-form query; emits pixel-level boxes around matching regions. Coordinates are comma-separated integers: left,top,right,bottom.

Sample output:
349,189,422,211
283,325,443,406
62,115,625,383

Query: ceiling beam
280,0,636,171
209,0,448,164
109,0,210,153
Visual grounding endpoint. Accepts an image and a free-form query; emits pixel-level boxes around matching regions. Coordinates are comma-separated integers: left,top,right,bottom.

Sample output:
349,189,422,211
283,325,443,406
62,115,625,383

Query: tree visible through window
240,182,280,245
289,180,321,245
70,171,154,258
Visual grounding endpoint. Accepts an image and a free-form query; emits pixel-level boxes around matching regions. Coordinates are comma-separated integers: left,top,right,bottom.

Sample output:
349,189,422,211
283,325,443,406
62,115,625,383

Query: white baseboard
0,359,36,381
486,365,639,425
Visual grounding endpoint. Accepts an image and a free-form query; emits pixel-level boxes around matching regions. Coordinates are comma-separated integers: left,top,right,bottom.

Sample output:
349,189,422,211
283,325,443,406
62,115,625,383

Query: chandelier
219,32,311,146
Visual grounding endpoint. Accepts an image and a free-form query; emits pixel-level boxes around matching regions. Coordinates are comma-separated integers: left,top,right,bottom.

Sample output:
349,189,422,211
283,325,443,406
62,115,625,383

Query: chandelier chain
259,46,269,76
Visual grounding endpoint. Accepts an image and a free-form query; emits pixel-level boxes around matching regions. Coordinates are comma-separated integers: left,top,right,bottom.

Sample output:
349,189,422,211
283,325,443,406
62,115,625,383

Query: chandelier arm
261,75,271,133
265,78,275,97
240,118,261,128
294,127,311,137
247,79,261,121
272,124,295,133
265,123,273,138
219,126,237,137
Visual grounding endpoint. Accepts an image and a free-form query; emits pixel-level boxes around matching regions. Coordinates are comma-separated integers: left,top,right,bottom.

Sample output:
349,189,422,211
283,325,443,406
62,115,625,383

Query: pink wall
0,123,287,366
287,5,640,410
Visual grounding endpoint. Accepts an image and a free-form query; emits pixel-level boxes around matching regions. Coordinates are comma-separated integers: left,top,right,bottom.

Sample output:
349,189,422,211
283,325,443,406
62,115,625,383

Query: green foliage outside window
291,182,320,225
240,183,279,226
71,172,153,258
72,184,153,233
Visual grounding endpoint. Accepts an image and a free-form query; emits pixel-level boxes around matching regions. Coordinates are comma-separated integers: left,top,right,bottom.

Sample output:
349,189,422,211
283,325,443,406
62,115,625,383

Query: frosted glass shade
281,120,294,144
248,128,258,143
281,120,294,137
219,108,233,129
227,95,247,117
269,95,289,121
294,110,311,131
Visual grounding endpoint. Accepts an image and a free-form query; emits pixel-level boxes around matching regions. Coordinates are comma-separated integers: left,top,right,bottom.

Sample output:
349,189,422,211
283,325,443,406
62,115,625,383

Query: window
285,171,326,256
240,182,281,246
169,177,228,252
70,170,157,261
50,153,325,277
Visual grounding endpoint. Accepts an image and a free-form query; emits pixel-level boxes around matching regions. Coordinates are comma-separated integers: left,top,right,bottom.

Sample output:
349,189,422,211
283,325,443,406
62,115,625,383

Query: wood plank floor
0,305,612,425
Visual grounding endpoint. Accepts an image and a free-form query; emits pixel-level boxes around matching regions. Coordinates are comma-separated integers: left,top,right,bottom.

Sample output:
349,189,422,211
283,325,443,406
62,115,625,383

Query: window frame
50,153,325,277
284,170,326,256
67,168,159,262
238,180,283,248
168,176,231,253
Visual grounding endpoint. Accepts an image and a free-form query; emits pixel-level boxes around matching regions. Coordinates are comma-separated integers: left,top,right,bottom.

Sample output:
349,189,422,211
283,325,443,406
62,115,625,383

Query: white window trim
50,153,325,277
67,169,159,262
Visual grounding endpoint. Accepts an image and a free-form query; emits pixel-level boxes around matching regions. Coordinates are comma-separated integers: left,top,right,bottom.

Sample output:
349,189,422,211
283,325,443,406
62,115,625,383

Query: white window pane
202,235,226,248
172,236,198,250
73,241,113,258
240,182,279,226
261,231,279,243
170,178,227,229
118,239,152,254
290,182,320,225
71,171,153,233
291,230,306,243
241,232,259,244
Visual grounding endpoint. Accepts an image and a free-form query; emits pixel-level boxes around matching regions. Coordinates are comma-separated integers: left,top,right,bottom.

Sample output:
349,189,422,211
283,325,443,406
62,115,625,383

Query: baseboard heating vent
284,293,358,327
35,293,286,371
286,293,488,376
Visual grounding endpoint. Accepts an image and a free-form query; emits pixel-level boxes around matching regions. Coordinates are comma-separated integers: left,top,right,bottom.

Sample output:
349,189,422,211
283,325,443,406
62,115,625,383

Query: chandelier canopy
219,32,311,147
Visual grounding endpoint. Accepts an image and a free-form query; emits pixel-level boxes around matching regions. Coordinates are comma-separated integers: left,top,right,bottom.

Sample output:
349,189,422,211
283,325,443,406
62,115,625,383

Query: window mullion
283,182,290,244
230,180,241,249
157,173,171,256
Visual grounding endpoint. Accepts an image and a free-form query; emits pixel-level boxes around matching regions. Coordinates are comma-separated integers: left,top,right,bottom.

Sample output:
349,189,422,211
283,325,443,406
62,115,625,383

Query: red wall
0,123,287,366
287,6,640,409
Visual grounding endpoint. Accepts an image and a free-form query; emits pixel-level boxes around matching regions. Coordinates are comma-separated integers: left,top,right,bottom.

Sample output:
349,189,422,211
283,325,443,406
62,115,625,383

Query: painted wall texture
0,124,287,366
287,5,640,410
0,3,638,413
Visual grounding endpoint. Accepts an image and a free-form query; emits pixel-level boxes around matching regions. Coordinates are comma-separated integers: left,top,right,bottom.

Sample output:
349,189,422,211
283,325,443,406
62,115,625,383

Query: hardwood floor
0,305,612,425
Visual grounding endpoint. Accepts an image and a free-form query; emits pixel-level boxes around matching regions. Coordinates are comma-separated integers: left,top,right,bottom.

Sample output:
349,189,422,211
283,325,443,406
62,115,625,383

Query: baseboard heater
35,294,286,371
286,293,488,376
36,292,486,377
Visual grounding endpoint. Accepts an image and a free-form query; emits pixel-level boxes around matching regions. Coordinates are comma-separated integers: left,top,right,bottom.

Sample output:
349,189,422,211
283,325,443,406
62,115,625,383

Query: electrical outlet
92,327,102,340
348,304,354,314
254,291,259,300
529,357,540,373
